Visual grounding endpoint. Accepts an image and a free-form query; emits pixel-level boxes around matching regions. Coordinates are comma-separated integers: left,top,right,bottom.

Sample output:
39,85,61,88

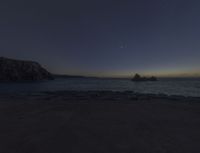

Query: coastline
1,91,200,153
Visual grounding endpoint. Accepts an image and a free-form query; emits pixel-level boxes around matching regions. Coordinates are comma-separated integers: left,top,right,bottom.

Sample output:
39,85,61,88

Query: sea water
0,78,199,97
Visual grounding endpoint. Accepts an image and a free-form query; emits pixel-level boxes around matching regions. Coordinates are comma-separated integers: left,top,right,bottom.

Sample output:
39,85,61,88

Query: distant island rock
131,73,157,82
0,57,54,81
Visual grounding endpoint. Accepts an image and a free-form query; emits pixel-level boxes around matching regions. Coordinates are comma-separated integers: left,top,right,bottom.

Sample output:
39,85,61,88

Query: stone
131,73,157,82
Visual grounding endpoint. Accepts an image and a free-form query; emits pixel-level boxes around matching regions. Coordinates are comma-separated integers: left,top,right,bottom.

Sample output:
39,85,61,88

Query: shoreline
1,90,200,102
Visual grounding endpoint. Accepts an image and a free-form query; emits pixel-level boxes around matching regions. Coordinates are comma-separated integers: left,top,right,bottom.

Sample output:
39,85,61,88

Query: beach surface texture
0,91,200,153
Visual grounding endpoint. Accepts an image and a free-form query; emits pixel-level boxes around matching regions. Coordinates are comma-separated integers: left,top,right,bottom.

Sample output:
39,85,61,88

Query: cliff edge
0,57,53,81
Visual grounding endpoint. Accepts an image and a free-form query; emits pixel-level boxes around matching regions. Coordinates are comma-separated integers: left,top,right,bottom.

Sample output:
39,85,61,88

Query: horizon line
53,73,200,79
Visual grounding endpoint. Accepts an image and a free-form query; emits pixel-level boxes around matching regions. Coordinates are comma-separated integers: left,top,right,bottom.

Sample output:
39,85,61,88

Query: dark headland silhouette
0,57,53,81
0,57,159,82
131,73,157,82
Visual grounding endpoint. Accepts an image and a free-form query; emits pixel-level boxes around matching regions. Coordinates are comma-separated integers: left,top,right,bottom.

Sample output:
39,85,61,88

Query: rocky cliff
0,57,53,81
131,73,157,82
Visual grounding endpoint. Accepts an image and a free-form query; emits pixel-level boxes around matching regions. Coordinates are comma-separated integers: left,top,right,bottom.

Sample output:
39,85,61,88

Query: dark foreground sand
0,91,200,153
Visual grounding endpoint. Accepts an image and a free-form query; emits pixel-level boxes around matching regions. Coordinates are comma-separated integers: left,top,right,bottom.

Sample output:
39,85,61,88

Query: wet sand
0,91,200,153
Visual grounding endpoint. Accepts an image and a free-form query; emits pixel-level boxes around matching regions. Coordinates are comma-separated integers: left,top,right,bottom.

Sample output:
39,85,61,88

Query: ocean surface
0,78,200,97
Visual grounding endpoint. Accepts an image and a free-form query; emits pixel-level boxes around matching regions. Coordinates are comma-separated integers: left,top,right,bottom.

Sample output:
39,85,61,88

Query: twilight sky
0,0,200,77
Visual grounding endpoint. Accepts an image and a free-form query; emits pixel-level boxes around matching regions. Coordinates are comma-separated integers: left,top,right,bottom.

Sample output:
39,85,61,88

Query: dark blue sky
0,0,200,77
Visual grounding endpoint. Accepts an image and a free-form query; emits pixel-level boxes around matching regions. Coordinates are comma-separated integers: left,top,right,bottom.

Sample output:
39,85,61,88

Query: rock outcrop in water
131,73,157,82
0,57,54,81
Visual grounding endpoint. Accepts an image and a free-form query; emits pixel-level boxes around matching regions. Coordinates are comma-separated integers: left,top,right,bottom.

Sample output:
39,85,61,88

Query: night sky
0,0,200,77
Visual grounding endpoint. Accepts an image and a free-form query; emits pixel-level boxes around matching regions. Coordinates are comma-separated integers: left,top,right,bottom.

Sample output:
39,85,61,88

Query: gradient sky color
0,0,200,77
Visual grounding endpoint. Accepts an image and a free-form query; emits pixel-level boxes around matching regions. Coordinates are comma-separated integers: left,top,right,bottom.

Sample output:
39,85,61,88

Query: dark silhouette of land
132,73,157,82
0,57,131,81
0,57,53,81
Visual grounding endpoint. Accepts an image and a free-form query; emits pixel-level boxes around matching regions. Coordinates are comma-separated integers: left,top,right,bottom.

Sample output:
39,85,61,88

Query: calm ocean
0,78,200,97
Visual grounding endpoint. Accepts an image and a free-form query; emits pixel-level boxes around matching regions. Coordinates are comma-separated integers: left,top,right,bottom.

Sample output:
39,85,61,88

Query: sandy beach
0,91,200,153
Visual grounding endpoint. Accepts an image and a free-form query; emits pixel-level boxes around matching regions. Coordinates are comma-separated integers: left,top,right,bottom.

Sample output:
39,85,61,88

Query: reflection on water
0,78,200,97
